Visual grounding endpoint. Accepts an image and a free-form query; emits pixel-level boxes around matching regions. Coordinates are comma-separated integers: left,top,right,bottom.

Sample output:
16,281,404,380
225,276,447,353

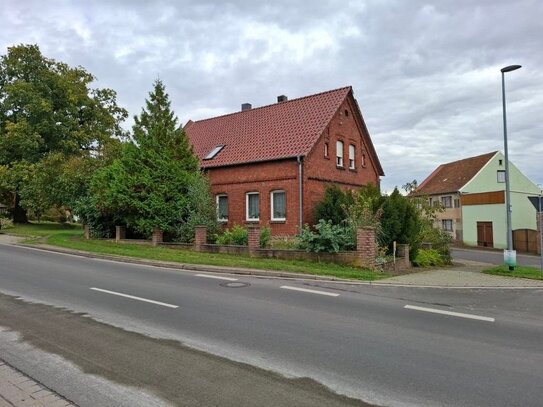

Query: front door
477,221,493,248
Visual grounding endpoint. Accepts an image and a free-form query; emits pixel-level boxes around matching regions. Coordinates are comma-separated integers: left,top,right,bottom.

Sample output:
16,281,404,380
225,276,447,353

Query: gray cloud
1,0,541,192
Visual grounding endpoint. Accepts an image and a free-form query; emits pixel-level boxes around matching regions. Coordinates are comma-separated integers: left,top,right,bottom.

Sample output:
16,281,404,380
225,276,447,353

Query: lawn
5,222,82,238
4,222,388,281
482,265,543,280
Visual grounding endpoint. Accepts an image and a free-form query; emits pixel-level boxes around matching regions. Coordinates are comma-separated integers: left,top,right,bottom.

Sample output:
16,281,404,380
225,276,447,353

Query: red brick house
184,86,384,236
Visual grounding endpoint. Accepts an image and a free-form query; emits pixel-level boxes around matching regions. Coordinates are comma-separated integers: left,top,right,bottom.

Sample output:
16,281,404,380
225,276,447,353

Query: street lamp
501,64,521,270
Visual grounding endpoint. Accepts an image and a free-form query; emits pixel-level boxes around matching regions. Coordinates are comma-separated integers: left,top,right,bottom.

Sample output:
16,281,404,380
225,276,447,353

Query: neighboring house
185,86,384,236
415,151,540,251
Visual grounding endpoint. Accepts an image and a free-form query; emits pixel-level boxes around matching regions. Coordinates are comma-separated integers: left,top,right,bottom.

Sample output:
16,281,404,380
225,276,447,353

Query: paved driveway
379,260,543,288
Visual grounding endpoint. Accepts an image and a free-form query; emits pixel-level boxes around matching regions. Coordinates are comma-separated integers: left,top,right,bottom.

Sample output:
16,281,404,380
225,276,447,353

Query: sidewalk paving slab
0,360,76,407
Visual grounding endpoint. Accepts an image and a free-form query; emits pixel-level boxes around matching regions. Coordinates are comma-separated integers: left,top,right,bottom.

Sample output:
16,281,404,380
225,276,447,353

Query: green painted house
415,151,541,252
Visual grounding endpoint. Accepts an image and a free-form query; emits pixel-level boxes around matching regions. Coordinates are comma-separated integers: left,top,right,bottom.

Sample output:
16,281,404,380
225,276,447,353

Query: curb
16,243,365,283
7,242,543,289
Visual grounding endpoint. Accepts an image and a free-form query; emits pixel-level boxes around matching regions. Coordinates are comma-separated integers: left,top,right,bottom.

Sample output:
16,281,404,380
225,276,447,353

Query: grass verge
482,265,543,280
6,222,388,281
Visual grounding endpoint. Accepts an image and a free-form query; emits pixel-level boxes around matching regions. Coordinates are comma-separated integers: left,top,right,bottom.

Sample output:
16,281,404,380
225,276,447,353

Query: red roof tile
184,87,352,168
415,151,498,195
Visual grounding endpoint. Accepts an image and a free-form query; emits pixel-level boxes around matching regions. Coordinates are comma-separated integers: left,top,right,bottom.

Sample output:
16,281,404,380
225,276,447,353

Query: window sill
270,219,286,224
336,165,345,170
245,220,260,223
217,219,228,223
348,167,357,172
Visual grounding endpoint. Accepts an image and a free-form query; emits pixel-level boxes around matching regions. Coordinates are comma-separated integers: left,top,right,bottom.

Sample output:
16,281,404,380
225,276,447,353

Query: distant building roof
415,151,498,195
184,86,383,174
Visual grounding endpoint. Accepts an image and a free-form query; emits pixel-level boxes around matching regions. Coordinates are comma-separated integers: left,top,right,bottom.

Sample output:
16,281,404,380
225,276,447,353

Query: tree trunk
12,193,28,223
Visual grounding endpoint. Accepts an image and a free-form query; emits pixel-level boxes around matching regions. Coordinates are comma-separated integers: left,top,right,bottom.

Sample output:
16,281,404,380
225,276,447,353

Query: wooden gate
477,222,493,248
513,229,538,254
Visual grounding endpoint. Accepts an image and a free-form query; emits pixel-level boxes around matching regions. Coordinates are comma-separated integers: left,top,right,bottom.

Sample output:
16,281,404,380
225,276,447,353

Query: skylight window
204,145,225,160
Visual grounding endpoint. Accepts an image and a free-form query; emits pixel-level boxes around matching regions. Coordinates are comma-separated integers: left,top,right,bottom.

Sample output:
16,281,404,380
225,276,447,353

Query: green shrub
0,217,13,230
216,225,248,246
298,219,354,253
413,249,445,267
313,185,354,225
259,227,271,248
270,236,300,249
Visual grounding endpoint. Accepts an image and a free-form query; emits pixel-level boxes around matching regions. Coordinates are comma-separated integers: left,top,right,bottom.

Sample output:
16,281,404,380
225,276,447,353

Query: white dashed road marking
280,286,340,297
90,287,179,308
404,305,495,322
195,274,238,281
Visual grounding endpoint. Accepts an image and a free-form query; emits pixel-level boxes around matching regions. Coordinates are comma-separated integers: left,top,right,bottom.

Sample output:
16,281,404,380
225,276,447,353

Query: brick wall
194,226,207,251
207,159,300,235
357,227,377,268
204,98,382,236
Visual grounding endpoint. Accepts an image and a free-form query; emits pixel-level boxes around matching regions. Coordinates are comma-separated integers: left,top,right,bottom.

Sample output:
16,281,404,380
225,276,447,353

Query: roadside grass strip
404,305,495,322
280,285,339,297
90,287,178,308
195,274,238,281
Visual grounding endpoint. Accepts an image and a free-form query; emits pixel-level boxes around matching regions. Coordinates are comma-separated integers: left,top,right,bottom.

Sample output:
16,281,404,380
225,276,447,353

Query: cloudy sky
2,0,542,192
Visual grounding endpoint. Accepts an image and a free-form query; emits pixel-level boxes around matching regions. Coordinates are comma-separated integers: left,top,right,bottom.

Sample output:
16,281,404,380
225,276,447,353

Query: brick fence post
396,244,411,269
194,226,207,251
115,226,126,242
357,227,376,268
83,224,90,240
537,212,542,255
247,225,260,256
152,227,163,247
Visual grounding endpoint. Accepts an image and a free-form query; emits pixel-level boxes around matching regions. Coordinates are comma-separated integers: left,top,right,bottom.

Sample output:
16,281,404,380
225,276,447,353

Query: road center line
195,274,238,281
280,286,339,297
90,287,178,308
404,305,495,322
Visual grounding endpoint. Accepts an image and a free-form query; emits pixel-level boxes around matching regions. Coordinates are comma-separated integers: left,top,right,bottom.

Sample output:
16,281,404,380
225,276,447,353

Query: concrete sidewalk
376,267,543,288
0,360,76,407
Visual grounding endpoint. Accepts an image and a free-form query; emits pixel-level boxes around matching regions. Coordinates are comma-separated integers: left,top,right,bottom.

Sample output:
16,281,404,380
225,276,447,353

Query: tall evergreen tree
89,79,203,236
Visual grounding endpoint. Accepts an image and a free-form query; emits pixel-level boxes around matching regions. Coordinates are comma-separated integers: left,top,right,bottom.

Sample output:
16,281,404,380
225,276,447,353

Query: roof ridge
191,86,352,124
442,151,498,166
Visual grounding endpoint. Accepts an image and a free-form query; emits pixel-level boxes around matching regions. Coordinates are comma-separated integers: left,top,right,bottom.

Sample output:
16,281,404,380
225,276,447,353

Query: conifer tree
89,80,205,236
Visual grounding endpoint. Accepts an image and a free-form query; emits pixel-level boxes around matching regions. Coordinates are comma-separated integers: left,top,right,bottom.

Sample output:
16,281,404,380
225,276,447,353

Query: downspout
297,156,304,232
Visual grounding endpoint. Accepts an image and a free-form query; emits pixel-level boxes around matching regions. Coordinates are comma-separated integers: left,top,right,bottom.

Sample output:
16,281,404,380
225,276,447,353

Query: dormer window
204,145,225,160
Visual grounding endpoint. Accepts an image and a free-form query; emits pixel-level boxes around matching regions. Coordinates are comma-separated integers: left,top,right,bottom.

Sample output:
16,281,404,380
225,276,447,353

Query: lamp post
501,64,521,270
540,189,543,274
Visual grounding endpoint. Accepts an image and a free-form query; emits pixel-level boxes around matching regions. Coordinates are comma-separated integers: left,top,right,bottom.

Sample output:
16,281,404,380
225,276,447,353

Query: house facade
185,87,384,236
415,151,540,251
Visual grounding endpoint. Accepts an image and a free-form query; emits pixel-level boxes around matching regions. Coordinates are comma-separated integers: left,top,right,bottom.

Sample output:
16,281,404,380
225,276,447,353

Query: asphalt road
452,247,542,267
1,243,543,407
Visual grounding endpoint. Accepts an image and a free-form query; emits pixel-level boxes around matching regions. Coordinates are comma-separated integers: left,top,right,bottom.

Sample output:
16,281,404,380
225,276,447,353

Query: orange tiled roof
185,87,353,168
415,151,498,195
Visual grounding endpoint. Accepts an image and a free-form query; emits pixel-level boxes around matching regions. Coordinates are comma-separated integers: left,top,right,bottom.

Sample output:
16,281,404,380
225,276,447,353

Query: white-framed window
497,170,506,183
336,140,344,167
348,144,355,169
216,194,228,222
441,196,452,208
454,198,460,208
246,192,259,221
361,152,366,167
271,190,286,221
428,197,433,206
442,219,453,232
324,142,329,158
